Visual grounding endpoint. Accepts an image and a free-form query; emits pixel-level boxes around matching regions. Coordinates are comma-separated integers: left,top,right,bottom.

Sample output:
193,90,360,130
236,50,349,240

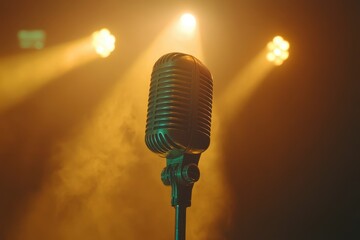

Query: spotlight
266,36,290,66
179,13,197,34
92,28,116,58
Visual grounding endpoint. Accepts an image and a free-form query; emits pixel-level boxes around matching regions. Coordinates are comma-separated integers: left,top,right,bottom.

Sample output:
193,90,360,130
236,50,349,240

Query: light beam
219,48,274,122
0,29,115,112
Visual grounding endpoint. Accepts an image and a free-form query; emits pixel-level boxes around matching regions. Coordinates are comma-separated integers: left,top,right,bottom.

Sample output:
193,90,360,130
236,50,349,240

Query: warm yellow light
273,48,282,56
0,37,97,112
279,41,290,51
267,42,274,50
179,13,197,33
281,51,289,60
266,35,290,66
266,52,276,61
274,59,284,66
273,36,284,45
92,28,116,58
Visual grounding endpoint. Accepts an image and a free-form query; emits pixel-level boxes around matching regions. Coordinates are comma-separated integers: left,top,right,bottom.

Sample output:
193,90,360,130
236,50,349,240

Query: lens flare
179,13,197,34
266,35,290,66
92,28,116,58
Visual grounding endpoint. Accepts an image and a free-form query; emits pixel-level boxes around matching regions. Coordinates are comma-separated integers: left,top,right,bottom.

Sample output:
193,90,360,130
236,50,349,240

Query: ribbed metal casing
145,52,213,158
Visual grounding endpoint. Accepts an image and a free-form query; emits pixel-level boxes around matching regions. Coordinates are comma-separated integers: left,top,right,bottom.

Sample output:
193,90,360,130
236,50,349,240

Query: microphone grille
145,52,213,157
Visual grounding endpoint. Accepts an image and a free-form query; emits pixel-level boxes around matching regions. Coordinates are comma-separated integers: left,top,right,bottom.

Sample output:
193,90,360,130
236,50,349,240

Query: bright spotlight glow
92,28,116,58
266,35,290,66
179,13,197,34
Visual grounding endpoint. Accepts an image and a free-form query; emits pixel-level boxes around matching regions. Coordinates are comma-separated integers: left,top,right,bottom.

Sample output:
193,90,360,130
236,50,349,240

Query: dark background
0,0,359,239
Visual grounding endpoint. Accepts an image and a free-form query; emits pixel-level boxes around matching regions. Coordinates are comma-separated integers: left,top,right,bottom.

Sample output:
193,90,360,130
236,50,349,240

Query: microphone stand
161,153,201,240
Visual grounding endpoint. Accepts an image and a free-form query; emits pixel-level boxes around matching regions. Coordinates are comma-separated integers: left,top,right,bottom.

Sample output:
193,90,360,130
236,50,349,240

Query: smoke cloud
2,48,226,240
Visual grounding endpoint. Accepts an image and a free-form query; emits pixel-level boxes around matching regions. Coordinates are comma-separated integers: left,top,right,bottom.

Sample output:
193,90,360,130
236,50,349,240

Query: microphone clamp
160,153,201,207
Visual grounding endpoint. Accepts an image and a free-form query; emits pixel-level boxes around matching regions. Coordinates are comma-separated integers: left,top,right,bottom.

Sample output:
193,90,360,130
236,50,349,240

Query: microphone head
145,52,213,159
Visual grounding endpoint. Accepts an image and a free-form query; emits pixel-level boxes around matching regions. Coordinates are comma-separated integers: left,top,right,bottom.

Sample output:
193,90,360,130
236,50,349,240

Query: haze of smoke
10,70,170,239
9,32,227,239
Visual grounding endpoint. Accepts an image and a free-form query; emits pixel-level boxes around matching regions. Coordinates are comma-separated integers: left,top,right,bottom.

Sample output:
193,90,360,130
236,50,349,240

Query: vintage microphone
145,52,213,240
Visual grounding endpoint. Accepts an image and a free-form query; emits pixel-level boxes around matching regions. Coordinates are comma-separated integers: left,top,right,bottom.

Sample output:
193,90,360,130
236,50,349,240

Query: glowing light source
266,36,290,66
92,28,116,58
179,13,197,34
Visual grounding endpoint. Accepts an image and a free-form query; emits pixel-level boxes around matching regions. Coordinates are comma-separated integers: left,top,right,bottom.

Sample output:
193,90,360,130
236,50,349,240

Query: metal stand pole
175,205,186,240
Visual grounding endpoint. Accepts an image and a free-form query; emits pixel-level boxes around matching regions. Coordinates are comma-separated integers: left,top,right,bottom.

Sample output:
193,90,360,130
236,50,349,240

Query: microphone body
145,52,213,159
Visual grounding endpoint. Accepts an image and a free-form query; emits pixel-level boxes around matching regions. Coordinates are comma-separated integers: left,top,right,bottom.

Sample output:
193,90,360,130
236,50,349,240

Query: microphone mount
161,153,201,240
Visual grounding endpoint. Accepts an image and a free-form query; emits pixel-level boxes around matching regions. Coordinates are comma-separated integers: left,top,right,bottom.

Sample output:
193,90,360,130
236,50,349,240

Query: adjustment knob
161,167,171,186
182,164,200,184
